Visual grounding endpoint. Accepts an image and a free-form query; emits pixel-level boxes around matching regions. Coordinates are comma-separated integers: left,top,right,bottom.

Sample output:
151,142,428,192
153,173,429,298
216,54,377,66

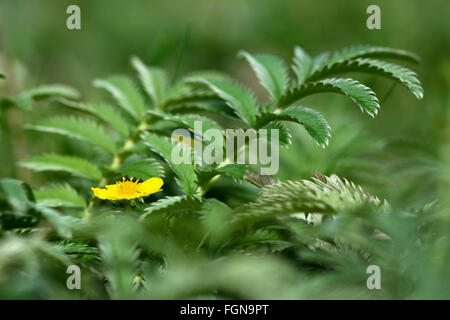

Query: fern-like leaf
56,98,131,138
140,195,204,219
34,184,86,208
26,117,117,155
308,58,423,99
328,45,421,65
21,153,102,180
25,84,81,100
131,56,168,108
94,75,147,120
117,158,165,180
238,51,289,103
231,174,387,226
142,132,198,195
255,107,330,147
279,78,380,117
292,46,313,85
188,77,258,126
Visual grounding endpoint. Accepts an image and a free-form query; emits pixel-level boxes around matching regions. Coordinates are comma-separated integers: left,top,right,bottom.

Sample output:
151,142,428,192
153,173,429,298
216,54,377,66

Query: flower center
116,177,139,196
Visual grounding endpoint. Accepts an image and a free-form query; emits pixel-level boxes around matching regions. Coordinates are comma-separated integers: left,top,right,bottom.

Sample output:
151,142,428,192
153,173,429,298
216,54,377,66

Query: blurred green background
0,0,449,204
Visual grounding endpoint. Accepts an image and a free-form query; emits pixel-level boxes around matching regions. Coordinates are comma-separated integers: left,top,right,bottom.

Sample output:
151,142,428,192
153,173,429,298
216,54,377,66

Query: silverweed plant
1,45,449,299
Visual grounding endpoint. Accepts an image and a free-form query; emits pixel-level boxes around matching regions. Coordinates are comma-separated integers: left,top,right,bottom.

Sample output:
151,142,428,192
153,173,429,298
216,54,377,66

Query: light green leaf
280,107,331,147
131,56,167,107
239,51,289,103
261,121,291,146
142,132,198,195
26,84,81,100
329,45,421,65
279,78,380,117
26,117,117,155
94,75,146,120
56,98,131,138
256,107,330,147
34,184,86,208
308,58,423,99
140,195,204,219
21,153,102,180
231,175,386,226
189,77,258,126
118,158,165,180
292,46,312,85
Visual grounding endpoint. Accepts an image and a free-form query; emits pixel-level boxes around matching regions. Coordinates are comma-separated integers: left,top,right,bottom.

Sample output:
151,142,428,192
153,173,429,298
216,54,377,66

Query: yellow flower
91,177,163,200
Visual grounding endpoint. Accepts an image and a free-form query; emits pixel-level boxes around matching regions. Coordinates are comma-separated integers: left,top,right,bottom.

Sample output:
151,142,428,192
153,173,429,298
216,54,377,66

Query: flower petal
137,177,164,195
91,187,115,200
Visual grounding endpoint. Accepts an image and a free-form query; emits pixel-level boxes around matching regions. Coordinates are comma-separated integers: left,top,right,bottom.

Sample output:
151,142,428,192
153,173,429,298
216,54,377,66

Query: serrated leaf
140,195,204,219
231,175,387,226
21,153,102,180
147,109,222,134
279,78,380,117
329,45,421,65
26,117,117,155
292,46,312,85
280,107,331,147
55,98,131,138
239,51,289,103
188,77,258,126
142,132,198,195
308,58,423,99
262,121,291,146
118,158,165,180
25,84,81,100
94,75,147,120
34,184,86,208
131,56,167,107
256,107,330,147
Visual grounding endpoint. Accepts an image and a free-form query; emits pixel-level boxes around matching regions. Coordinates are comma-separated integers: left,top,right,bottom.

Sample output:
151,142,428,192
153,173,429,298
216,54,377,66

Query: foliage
1,43,449,300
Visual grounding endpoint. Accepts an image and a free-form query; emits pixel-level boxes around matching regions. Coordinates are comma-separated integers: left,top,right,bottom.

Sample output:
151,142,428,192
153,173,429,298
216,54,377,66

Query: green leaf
21,153,102,180
189,77,259,126
0,178,33,215
280,107,331,147
94,75,147,120
256,107,330,147
140,195,204,219
131,56,167,107
279,78,380,117
25,84,81,100
308,58,423,99
26,117,117,155
292,46,312,85
147,109,223,134
199,199,232,240
239,51,289,103
0,73,5,78
196,164,247,185
118,158,165,180
216,164,247,181
31,203,77,238
231,175,387,226
34,184,86,208
329,45,421,65
142,132,198,195
55,98,131,138
261,121,291,146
